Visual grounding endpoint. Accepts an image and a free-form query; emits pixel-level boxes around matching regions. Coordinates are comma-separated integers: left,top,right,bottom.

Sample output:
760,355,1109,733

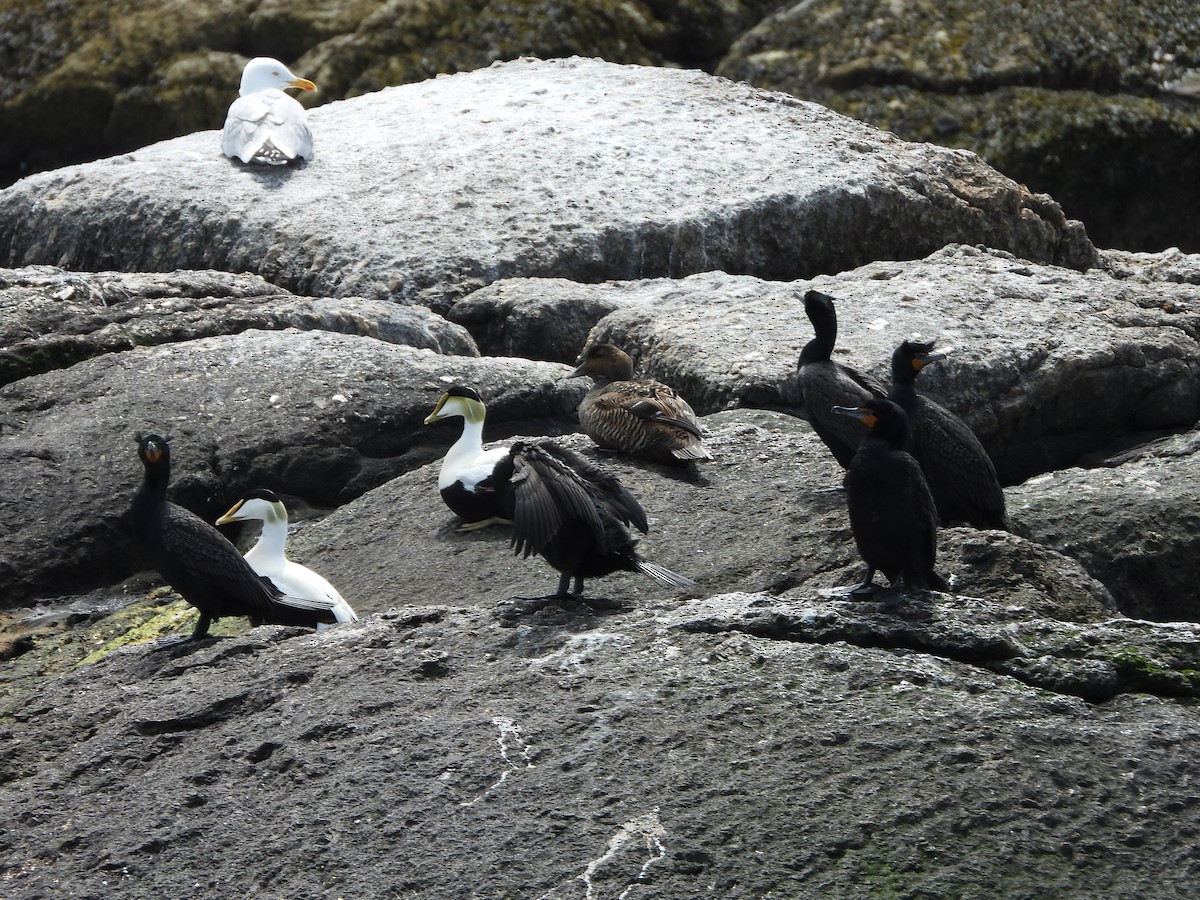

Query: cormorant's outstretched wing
532,441,648,533
508,443,604,559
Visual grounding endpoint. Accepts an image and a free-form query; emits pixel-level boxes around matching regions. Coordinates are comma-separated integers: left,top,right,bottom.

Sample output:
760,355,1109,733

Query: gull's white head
239,57,317,96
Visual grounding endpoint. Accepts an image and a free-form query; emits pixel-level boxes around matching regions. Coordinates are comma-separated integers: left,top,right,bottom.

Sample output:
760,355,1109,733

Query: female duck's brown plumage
569,343,711,464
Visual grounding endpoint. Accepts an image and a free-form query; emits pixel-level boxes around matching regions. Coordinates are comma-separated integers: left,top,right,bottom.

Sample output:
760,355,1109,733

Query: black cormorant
131,434,340,639
889,340,1007,529
569,343,711,464
832,400,948,596
797,290,887,467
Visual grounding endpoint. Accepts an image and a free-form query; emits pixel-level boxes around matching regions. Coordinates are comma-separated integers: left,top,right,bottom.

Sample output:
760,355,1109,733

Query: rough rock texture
0,0,784,185
0,58,1094,313
0,266,477,386
2,598,1199,898
0,330,582,603
718,0,1200,252
452,246,1200,483
1010,428,1200,622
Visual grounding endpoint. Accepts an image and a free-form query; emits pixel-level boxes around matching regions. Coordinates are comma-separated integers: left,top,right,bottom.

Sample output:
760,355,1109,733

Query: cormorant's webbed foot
455,516,513,533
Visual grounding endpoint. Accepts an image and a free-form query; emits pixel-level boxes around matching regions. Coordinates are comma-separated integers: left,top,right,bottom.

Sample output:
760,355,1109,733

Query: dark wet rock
1,597,1199,897
0,59,1093,314
0,330,582,604
0,265,477,386
1010,427,1200,622
717,0,1200,253
457,246,1200,482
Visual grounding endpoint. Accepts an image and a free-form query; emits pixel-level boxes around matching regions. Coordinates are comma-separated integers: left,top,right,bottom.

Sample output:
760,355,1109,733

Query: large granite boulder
0,1,785,185
1,594,1198,898
1010,427,1200,622
0,58,1094,316
718,0,1200,253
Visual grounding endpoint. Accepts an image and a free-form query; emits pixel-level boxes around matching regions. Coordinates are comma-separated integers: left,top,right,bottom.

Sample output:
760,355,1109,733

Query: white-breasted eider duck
569,343,711,464
797,290,887,468
888,339,1007,530
831,400,949,598
423,386,515,532
222,57,316,165
216,488,358,624
424,386,695,603
130,433,343,640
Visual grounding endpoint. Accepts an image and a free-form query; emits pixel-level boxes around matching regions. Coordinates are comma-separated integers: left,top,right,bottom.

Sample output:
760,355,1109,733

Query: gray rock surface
1010,427,1200,622
0,59,1093,314
453,246,1200,482
1,595,1198,898
2,57,1200,900
0,330,582,603
0,266,477,386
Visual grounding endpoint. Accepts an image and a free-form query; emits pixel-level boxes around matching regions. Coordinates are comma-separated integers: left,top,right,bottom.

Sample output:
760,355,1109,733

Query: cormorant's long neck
888,372,918,414
798,314,835,366
131,462,169,541
134,462,169,507
440,416,486,489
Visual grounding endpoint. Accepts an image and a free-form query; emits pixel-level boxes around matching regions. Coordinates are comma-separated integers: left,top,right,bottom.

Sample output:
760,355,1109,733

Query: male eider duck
131,434,342,640
569,343,711,464
222,57,316,165
889,339,1007,530
831,400,949,597
425,386,695,603
423,385,515,532
216,488,357,624
797,290,887,468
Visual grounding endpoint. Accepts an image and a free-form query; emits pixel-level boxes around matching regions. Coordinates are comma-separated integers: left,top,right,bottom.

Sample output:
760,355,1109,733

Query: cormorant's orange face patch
143,442,163,463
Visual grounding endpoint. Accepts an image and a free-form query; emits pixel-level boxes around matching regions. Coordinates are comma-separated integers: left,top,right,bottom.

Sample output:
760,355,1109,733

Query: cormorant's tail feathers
636,560,696,589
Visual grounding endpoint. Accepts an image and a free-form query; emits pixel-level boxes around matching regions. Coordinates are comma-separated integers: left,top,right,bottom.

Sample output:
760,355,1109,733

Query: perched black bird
131,433,340,640
889,340,1007,529
832,400,949,596
797,290,887,467
424,387,695,603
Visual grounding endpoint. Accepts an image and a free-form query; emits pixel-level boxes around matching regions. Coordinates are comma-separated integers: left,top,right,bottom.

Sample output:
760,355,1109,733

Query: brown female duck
569,343,711,465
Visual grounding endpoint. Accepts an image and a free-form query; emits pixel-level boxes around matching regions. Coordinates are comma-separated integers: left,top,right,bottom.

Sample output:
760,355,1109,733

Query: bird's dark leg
571,576,584,596
191,613,213,640
151,612,215,651
847,567,879,597
505,573,574,611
